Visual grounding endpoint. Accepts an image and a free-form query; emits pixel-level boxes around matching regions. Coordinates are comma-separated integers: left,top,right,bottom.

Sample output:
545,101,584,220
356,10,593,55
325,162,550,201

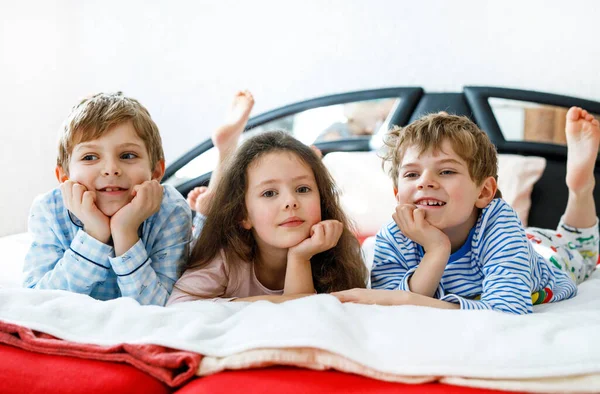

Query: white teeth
419,200,445,206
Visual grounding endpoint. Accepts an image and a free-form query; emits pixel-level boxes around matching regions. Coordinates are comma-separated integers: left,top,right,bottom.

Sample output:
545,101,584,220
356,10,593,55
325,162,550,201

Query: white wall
2,0,600,236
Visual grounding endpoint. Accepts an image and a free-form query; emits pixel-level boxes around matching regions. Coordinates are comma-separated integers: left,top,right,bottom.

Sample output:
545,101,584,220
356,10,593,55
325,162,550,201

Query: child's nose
102,161,121,176
284,194,299,210
417,182,436,189
417,174,437,189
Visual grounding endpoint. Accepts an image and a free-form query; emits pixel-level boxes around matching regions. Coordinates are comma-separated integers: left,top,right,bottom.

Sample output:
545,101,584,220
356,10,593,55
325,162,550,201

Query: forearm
110,238,184,306
23,230,111,293
112,227,140,257
283,256,315,295
405,291,460,309
408,247,450,297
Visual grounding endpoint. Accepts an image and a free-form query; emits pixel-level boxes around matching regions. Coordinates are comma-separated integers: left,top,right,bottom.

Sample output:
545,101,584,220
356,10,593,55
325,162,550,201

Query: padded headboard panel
408,93,474,122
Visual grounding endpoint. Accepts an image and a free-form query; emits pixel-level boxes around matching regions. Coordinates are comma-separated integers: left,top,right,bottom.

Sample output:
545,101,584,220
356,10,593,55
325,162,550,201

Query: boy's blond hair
382,112,501,197
57,92,164,173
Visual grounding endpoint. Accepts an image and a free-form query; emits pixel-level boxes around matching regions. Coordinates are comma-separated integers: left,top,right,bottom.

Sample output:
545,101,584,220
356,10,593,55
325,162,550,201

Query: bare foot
187,186,213,214
212,90,254,156
310,145,323,158
565,106,600,194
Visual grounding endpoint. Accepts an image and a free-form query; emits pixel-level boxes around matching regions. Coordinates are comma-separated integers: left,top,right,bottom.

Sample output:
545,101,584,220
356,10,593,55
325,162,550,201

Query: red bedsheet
176,367,524,394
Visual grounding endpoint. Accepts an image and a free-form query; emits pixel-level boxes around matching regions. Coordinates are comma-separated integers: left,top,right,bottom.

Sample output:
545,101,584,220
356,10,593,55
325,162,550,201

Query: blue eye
297,186,311,193
262,190,277,198
82,154,98,161
121,153,137,160
404,172,418,178
440,170,455,175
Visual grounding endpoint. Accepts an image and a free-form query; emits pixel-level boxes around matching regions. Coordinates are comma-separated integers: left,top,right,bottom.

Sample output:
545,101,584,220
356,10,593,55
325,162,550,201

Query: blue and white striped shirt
371,198,577,314
23,185,192,306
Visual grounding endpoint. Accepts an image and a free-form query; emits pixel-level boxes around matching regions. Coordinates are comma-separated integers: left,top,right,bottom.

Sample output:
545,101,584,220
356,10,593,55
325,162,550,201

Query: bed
1,86,599,394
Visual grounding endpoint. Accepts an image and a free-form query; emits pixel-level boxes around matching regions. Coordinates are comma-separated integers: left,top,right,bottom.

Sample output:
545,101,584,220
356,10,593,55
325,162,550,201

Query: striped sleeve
370,222,444,298
441,201,534,314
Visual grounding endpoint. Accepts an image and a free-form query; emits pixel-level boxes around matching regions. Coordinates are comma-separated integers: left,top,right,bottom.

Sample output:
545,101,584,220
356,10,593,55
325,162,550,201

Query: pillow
323,152,396,239
496,154,546,227
322,151,546,239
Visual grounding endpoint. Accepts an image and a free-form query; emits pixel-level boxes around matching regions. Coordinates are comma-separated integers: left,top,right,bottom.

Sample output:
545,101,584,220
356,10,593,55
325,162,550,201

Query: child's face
396,140,487,237
242,151,322,252
58,121,163,217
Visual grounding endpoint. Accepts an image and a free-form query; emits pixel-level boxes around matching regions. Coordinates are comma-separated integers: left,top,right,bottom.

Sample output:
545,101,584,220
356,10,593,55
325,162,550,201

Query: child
333,107,599,314
22,90,253,306
167,131,367,304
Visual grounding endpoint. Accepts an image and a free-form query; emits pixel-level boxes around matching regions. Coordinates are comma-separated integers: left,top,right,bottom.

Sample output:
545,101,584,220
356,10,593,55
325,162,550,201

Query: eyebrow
401,158,465,169
74,142,144,152
255,175,314,188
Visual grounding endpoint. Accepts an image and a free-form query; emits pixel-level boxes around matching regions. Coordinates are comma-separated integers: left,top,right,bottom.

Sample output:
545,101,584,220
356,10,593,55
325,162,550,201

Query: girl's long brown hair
186,131,367,292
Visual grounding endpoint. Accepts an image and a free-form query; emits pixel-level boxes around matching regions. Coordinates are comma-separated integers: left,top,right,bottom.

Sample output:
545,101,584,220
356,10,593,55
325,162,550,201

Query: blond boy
334,108,599,314
23,92,191,305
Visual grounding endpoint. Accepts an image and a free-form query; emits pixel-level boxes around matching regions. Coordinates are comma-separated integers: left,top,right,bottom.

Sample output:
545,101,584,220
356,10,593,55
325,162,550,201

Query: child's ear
475,176,498,208
55,166,69,183
241,217,252,230
151,160,166,181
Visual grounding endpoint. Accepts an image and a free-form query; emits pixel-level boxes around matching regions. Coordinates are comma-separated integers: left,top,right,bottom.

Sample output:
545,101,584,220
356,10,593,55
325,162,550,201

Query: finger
194,186,208,195
132,183,145,197
60,181,74,207
187,189,200,199
323,220,343,246
330,292,351,302
412,208,427,228
397,204,415,230
81,191,97,212
72,183,87,205
311,223,325,242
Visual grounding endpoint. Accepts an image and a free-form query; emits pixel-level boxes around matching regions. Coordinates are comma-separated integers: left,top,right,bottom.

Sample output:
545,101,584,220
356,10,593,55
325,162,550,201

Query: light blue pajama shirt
22,185,193,306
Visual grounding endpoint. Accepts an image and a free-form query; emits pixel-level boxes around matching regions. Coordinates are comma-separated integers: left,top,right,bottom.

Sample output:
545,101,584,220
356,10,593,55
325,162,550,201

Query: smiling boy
334,109,600,314
23,92,191,305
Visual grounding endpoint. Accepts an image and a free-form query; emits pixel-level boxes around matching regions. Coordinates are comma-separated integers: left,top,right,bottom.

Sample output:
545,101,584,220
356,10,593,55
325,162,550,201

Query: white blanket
1,269,600,388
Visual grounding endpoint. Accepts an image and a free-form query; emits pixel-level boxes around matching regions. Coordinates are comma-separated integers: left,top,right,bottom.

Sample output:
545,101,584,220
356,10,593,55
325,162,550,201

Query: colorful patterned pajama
527,218,599,304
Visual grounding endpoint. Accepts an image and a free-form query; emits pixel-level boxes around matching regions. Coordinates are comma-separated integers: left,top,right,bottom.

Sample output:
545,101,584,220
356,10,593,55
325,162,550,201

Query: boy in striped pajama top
333,107,599,314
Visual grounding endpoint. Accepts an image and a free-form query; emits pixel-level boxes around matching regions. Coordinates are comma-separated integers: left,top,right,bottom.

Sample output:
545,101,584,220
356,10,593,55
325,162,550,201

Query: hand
393,204,450,252
111,180,163,234
288,220,343,261
331,288,410,306
332,289,459,310
60,180,110,243
187,186,214,215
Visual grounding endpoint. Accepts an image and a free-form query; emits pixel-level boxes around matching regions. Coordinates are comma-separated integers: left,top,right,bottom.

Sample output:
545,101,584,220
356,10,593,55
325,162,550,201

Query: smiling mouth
98,187,127,192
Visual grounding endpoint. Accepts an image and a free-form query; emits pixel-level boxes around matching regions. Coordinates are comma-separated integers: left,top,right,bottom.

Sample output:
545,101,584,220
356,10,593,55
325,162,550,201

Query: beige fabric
442,374,600,393
198,347,438,384
497,154,546,226
199,347,600,393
